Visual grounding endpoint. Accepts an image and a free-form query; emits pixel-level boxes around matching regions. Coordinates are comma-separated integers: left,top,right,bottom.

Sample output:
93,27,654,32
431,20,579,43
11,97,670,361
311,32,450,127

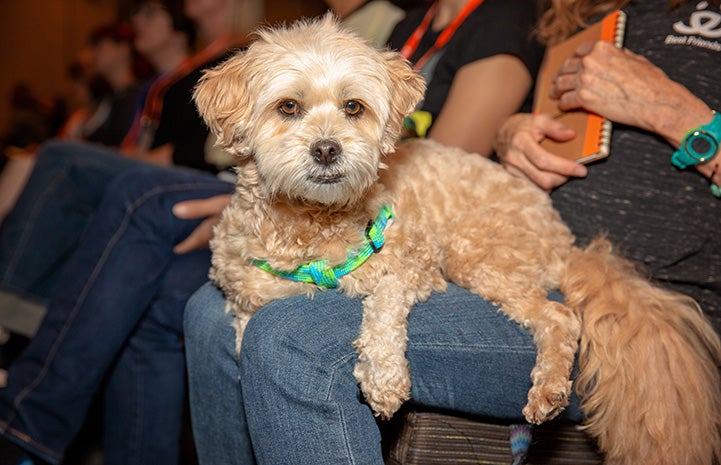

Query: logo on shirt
665,1,721,51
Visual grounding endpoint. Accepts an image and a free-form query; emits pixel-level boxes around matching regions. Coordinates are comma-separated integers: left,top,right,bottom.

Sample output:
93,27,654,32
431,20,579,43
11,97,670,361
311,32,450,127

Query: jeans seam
2,167,67,286
6,189,138,425
327,352,362,465
0,419,62,463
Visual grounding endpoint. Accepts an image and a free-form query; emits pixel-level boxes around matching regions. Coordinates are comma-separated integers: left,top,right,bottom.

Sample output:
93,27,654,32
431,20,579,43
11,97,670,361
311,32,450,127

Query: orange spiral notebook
532,10,627,164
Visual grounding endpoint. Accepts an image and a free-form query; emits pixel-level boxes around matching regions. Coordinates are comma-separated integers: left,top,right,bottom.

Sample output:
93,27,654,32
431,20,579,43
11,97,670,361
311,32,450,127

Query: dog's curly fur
194,15,721,465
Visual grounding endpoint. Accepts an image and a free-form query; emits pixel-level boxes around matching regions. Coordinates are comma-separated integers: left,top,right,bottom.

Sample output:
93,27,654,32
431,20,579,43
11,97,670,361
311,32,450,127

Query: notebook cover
532,10,627,164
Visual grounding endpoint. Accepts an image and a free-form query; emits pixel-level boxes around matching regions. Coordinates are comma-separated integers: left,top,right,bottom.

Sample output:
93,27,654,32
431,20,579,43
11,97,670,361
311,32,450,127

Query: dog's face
194,15,426,206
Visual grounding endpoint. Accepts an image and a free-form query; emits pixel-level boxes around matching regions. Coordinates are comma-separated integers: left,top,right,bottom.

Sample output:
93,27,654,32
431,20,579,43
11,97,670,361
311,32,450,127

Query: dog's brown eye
344,100,363,116
279,100,300,116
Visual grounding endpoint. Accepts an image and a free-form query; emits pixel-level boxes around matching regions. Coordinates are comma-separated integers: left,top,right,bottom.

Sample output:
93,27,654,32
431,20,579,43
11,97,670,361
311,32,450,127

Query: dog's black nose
311,139,341,165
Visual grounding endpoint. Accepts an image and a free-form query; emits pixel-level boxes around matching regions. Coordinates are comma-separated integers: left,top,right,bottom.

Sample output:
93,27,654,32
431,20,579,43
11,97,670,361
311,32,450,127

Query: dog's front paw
522,380,571,424
353,357,411,419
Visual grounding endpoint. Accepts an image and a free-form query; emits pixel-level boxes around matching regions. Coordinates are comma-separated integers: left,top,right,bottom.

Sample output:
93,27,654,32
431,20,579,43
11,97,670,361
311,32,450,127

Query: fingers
173,217,217,254
172,194,231,254
550,41,617,107
696,160,721,186
172,194,231,219
497,113,587,191
508,142,587,191
536,114,577,142
505,153,569,192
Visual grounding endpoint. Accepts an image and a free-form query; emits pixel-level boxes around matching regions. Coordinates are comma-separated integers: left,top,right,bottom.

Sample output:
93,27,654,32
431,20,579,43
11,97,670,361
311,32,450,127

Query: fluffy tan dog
193,15,721,465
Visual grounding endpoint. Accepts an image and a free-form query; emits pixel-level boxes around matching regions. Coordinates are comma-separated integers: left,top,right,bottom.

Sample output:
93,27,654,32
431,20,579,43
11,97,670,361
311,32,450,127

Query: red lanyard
120,35,236,150
399,0,485,71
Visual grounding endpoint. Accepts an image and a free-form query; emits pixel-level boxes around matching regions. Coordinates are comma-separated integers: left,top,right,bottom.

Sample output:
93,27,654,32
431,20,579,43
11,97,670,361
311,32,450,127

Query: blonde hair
537,0,695,45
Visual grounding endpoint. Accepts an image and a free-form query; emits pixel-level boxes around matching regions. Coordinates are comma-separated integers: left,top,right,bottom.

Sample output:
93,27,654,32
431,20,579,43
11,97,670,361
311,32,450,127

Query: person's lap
185,281,583,465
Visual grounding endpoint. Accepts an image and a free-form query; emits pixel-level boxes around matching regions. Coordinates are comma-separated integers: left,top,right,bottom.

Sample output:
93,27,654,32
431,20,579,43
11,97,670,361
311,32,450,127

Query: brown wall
266,0,326,24
0,0,117,135
0,0,327,137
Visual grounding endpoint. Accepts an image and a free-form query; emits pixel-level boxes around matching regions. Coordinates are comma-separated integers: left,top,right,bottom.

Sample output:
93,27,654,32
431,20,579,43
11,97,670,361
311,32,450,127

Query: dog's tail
560,237,721,465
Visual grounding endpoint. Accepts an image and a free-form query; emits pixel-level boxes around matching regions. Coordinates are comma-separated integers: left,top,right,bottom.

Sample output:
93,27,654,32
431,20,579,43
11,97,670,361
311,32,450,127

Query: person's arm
551,41,719,184
428,54,533,157
497,41,720,190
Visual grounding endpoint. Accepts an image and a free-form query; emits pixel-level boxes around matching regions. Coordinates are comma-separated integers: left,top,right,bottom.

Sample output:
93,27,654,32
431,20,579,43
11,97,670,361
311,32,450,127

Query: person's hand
495,113,588,191
550,41,711,143
172,194,231,254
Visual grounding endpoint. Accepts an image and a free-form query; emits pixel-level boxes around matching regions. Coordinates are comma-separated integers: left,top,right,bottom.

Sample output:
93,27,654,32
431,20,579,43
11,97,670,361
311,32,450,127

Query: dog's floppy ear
380,51,426,153
193,51,254,158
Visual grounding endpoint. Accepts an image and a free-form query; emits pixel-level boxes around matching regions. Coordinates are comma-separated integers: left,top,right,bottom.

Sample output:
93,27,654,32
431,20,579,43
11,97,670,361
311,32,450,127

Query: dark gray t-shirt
550,1,721,329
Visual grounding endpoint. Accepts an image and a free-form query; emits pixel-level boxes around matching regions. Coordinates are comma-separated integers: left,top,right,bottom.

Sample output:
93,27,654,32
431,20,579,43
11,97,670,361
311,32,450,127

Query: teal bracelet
711,163,721,198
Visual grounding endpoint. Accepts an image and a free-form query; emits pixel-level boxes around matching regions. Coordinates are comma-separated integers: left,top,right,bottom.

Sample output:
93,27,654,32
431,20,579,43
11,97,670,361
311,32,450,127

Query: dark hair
90,22,135,46
136,0,197,47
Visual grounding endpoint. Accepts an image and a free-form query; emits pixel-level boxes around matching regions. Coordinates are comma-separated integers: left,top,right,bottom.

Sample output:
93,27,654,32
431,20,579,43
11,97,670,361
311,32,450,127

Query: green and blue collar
252,204,394,289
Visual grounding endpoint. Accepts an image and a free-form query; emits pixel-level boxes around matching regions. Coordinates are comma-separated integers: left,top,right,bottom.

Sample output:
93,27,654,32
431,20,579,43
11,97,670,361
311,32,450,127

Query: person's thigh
249,283,549,418
0,140,140,299
237,284,580,464
186,282,583,464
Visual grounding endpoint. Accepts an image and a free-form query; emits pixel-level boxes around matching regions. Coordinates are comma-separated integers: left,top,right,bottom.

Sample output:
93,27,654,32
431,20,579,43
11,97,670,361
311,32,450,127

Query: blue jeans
185,282,583,465
0,140,140,302
0,162,232,464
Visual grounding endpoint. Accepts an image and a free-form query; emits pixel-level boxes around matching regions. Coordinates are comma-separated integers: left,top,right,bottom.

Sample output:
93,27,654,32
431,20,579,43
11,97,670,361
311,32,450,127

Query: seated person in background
119,0,197,156
494,0,721,331
0,83,64,220
326,0,407,48
0,21,146,222
78,21,150,147
57,62,113,142
0,1,543,464
0,0,239,301
181,0,720,464
0,0,262,464
0,0,195,226
389,0,541,155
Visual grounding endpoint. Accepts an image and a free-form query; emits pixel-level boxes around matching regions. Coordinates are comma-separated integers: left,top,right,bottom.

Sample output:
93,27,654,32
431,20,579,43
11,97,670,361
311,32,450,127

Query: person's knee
36,140,138,192
240,292,362,387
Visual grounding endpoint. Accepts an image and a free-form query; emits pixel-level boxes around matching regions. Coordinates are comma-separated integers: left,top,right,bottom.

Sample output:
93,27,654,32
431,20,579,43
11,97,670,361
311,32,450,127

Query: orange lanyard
142,35,234,129
121,35,236,150
399,0,485,71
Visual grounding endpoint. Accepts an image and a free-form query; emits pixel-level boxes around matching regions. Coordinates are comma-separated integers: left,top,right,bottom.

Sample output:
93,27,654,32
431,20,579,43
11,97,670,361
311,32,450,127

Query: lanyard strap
399,0,485,71
120,35,236,150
